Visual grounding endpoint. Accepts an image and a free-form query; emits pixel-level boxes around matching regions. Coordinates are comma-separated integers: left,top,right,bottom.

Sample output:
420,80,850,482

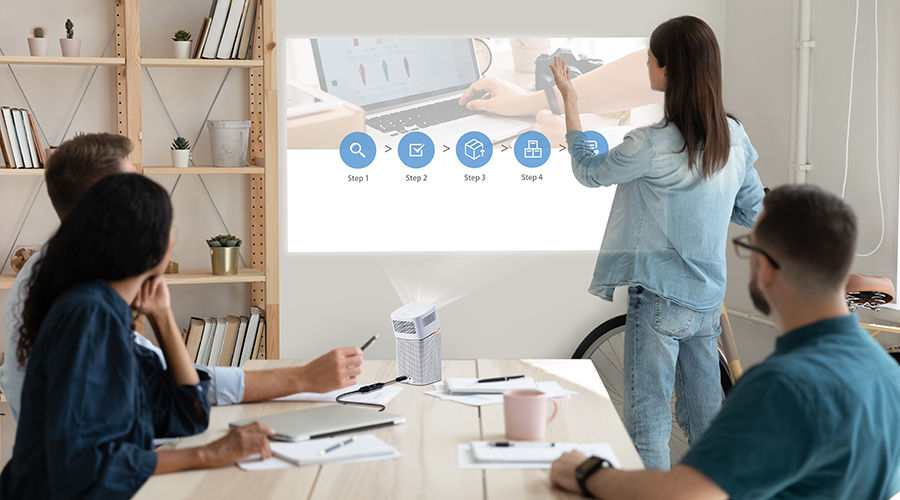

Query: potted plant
170,136,191,168
172,29,192,59
28,27,48,57
207,234,241,275
59,19,81,57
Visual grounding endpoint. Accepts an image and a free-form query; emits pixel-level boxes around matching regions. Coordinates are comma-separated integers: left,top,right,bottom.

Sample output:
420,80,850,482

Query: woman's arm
155,422,274,474
550,56,583,133
134,276,199,386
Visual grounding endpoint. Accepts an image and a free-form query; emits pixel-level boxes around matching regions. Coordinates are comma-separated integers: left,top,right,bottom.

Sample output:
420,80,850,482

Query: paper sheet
457,442,619,470
273,384,403,406
426,381,577,407
238,435,401,471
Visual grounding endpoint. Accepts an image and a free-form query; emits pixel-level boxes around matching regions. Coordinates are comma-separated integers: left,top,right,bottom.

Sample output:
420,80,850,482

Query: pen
360,334,379,351
477,375,525,384
320,436,356,455
489,441,556,447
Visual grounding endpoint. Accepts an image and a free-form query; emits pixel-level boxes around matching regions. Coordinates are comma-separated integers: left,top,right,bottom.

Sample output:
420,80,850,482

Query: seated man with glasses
550,184,900,499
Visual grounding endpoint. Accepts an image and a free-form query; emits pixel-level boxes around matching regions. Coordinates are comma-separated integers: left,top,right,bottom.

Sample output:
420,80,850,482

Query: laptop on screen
310,38,530,144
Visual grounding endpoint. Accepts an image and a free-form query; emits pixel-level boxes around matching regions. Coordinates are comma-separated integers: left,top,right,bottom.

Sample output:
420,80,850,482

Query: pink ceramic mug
503,390,559,441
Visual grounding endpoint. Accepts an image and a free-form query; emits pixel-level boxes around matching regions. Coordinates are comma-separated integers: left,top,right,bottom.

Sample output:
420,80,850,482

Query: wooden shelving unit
0,0,279,358
0,56,125,66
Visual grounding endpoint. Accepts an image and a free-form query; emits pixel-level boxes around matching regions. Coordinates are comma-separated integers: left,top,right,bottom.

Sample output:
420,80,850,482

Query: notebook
444,377,539,394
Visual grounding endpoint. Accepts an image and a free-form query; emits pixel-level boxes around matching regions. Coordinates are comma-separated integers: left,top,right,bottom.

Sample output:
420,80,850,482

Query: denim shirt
566,118,764,311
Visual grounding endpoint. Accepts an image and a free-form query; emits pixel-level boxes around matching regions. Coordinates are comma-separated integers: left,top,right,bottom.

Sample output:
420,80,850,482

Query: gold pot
210,246,239,275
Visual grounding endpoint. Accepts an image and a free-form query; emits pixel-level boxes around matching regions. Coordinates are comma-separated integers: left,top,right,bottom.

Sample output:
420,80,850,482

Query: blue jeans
623,286,722,470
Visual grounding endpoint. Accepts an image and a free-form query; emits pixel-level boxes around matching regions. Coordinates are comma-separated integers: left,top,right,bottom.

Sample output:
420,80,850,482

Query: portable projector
391,303,442,385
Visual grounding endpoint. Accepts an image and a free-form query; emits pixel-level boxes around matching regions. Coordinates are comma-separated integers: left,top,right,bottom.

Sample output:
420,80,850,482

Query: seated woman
1,173,273,499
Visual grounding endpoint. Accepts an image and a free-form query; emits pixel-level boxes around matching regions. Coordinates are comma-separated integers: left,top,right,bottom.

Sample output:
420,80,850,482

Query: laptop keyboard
367,99,474,135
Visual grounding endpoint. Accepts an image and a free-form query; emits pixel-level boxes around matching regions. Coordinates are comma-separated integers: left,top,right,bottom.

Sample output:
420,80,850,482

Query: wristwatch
575,456,614,498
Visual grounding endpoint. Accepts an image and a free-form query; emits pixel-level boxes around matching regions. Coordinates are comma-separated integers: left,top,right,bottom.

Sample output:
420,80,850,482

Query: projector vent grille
422,311,436,326
393,320,416,334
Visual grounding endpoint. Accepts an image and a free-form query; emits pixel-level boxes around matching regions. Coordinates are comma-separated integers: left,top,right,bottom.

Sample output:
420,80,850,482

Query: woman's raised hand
549,56,577,105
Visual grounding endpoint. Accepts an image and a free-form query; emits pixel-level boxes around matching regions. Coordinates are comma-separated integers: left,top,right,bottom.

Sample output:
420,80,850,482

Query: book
0,108,12,167
11,109,32,168
208,316,228,365
252,316,265,360
193,17,211,59
219,315,241,367
1,107,21,168
216,0,247,59
185,317,206,361
231,315,249,366
27,113,46,166
229,0,250,59
196,317,217,364
239,306,262,366
202,0,232,59
18,109,40,168
236,0,258,60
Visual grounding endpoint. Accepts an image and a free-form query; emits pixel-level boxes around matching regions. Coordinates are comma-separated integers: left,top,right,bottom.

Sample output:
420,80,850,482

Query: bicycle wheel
573,315,733,464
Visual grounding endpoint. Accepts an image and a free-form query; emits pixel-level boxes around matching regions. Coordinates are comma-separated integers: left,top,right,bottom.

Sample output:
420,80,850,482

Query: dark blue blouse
0,280,211,499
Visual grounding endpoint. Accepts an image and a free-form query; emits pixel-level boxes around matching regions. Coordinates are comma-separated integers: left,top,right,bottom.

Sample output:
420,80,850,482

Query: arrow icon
443,145,450,153
558,144,567,152
500,144,509,152
384,145,392,153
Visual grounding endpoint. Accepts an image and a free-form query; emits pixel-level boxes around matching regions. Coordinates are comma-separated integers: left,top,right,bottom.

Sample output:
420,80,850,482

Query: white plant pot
171,149,191,168
27,38,49,57
511,37,551,73
173,40,191,59
59,38,82,57
207,120,250,167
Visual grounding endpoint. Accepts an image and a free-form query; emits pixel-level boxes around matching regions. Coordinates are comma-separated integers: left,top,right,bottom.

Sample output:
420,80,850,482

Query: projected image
285,37,663,252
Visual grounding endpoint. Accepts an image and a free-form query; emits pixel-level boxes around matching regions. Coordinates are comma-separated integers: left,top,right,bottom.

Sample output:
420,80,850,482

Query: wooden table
134,359,642,499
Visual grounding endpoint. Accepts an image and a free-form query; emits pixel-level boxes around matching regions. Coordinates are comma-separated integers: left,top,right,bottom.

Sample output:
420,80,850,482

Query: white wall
0,0,254,350
276,0,728,361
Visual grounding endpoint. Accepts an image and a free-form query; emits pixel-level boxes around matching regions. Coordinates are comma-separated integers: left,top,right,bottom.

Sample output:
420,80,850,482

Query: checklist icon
585,140,599,156
409,143,425,157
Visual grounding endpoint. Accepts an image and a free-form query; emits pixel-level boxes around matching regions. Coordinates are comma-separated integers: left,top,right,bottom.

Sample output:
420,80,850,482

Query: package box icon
465,138,485,160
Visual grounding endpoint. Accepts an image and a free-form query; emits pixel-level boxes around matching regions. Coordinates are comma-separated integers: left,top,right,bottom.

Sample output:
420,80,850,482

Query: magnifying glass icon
349,142,366,158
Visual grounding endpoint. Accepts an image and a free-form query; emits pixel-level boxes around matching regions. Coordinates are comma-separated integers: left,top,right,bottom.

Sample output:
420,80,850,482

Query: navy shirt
682,314,900,499
0,280,211,499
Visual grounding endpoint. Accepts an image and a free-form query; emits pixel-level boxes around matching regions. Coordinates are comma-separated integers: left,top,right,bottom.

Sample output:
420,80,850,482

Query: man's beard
749,275,771,315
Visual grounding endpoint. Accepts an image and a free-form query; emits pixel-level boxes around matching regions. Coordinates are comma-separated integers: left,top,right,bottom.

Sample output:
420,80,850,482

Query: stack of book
183,306,266,367
193,0,259,60
0,106,46,169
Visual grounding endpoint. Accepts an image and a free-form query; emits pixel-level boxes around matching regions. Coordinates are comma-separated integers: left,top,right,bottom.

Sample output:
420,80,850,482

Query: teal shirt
566,118,764,311
682,315,900,499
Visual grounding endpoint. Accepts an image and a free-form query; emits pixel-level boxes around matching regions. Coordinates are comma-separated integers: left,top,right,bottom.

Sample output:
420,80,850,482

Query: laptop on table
229,404,406,442
310,38,530,145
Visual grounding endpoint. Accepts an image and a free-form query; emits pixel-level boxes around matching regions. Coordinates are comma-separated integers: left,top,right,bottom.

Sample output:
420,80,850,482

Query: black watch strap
575,456,613,498
544,87,561,115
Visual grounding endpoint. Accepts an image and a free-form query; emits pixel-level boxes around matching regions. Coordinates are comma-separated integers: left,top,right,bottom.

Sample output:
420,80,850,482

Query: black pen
477,375,525,384
360,334,379,351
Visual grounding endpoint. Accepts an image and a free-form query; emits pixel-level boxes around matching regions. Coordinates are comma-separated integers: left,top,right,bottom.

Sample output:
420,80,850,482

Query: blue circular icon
397,131,435,169
455,131,492,168
339,132,376,169
514,131,551,168
581,130,609,162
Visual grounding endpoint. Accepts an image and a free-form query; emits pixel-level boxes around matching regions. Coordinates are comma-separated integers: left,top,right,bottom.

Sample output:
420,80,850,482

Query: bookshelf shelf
140,58,263,68
142,166,265,175
0,169,44,176
0,275,14,291
164,268,266,285
0,56,125,66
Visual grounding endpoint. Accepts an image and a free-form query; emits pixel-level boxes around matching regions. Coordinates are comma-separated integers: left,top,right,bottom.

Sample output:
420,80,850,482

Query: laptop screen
311,38,480,111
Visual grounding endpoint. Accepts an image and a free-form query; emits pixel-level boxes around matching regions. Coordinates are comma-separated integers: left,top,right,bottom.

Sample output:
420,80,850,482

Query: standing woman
1,174,273,499
551,16,765,469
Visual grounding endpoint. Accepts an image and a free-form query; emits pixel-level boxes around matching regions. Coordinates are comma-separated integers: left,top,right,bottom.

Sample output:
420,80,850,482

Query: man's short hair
45,133,132,218
755,184,857,293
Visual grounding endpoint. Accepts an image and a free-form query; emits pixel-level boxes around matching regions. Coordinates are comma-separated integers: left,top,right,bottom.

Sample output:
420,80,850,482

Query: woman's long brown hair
650,16,733,178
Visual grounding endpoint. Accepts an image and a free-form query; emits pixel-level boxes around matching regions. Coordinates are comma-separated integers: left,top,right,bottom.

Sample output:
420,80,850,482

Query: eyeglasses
732,234,780,269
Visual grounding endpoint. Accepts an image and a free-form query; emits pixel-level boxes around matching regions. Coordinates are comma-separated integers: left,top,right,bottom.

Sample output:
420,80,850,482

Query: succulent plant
65,19,74,39
32,27,45,38
171,136,190,150
172,30,192,42
206,234,242,248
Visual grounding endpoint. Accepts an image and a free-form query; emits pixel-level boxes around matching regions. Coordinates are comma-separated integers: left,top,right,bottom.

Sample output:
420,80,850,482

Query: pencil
360,334,379,351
